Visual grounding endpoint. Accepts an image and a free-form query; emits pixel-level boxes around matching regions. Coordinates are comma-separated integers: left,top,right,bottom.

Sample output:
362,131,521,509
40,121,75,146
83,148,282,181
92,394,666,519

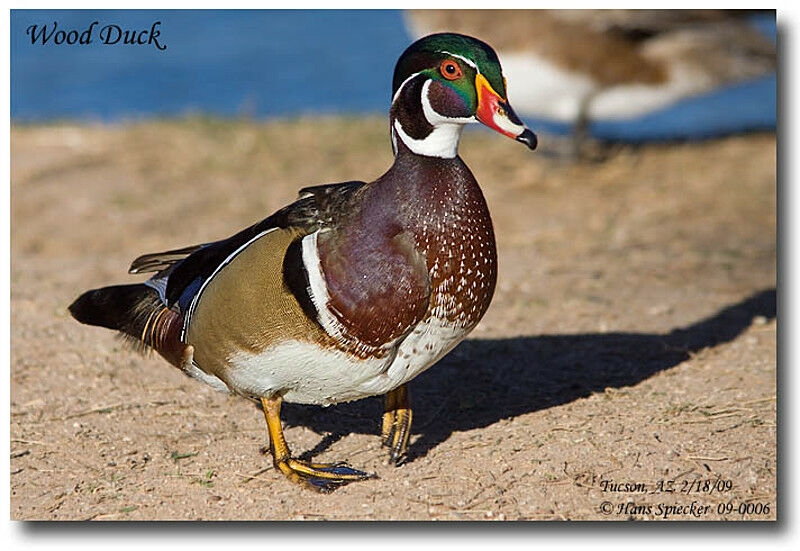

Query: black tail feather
70,283,185,364
69,284,162,340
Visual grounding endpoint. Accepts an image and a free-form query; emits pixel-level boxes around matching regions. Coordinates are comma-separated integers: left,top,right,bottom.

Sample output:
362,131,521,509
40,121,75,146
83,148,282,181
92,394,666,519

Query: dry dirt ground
10,119,776,520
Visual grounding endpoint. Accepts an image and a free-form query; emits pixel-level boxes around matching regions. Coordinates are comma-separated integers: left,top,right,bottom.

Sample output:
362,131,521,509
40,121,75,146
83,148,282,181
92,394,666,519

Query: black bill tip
516,128,538,151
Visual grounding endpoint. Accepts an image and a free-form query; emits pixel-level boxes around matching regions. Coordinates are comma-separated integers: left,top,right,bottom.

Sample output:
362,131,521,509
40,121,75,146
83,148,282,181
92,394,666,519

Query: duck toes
69,33,537,493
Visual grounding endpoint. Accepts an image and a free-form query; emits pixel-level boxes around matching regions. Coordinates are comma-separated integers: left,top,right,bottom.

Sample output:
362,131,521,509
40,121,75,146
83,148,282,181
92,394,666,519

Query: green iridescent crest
392,32,507,106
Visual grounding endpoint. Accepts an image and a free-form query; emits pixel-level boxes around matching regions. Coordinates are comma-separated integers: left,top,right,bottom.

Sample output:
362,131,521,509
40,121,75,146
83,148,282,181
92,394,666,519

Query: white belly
375,316,468,393
199,316,470,406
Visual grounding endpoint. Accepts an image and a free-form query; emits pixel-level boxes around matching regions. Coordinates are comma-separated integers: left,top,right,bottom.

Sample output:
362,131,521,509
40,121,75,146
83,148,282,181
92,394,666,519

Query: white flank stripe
301,231,350,340
300,231,407,353
181,227,279,340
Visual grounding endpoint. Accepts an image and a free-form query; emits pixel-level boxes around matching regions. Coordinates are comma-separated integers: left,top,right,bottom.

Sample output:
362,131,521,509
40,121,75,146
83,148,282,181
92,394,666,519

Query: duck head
390,32,537,158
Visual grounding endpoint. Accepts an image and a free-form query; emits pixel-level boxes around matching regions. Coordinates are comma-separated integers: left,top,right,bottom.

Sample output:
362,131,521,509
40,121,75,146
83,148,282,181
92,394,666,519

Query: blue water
11,9,776,142
12,10,411,121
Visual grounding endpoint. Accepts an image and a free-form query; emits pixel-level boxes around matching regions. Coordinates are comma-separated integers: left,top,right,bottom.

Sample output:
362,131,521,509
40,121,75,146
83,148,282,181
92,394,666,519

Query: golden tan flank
186,228,326,383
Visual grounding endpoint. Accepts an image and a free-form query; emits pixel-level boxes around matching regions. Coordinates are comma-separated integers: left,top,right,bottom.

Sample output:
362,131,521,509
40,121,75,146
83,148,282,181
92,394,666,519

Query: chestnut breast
366,153,497,330
408,156,497,329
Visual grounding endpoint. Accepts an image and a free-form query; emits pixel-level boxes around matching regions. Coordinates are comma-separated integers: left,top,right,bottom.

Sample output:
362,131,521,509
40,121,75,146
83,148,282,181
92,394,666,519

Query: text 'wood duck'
70,33,537,492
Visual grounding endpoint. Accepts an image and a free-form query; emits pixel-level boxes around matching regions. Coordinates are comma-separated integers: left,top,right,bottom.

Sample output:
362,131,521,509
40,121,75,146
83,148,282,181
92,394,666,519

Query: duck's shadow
279,288,776,464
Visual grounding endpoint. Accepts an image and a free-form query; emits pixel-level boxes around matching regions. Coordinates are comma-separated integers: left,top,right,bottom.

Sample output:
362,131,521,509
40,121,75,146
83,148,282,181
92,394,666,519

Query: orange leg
260,396,375,493
381,384,413,465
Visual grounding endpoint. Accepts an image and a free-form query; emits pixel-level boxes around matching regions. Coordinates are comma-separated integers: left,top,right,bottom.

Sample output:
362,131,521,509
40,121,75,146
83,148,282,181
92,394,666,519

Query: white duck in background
406,10,776,133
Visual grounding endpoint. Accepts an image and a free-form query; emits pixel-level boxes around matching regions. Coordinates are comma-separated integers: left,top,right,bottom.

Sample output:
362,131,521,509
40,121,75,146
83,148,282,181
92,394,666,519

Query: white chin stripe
392,79,474,158
394,119,464,158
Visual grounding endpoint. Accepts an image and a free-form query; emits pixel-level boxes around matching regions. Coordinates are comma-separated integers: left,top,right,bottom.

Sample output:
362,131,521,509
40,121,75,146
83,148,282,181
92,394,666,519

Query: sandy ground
10,119,776,520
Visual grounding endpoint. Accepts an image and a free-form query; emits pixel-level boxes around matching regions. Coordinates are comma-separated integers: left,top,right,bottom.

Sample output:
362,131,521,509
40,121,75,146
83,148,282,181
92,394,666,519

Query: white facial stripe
392,71,422,104
438,51,478,71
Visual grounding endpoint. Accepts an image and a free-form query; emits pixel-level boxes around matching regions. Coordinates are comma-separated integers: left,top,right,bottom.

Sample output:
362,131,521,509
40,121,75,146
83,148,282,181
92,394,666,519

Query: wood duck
69,33,537,492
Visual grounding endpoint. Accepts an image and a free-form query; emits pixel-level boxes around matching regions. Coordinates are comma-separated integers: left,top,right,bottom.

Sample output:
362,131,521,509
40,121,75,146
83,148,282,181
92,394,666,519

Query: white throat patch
392,78,475,159
393,119,465,159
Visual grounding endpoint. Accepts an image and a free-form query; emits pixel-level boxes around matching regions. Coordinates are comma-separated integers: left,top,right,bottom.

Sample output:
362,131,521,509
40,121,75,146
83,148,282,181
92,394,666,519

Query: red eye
440,60,462,80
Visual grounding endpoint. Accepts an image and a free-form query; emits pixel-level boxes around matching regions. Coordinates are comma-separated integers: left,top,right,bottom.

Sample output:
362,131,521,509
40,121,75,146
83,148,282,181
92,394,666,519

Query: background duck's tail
69,284,183,364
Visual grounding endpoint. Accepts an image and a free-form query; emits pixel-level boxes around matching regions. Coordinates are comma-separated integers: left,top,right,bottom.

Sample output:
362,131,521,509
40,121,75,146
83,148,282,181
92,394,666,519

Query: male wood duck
69,33,537,492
